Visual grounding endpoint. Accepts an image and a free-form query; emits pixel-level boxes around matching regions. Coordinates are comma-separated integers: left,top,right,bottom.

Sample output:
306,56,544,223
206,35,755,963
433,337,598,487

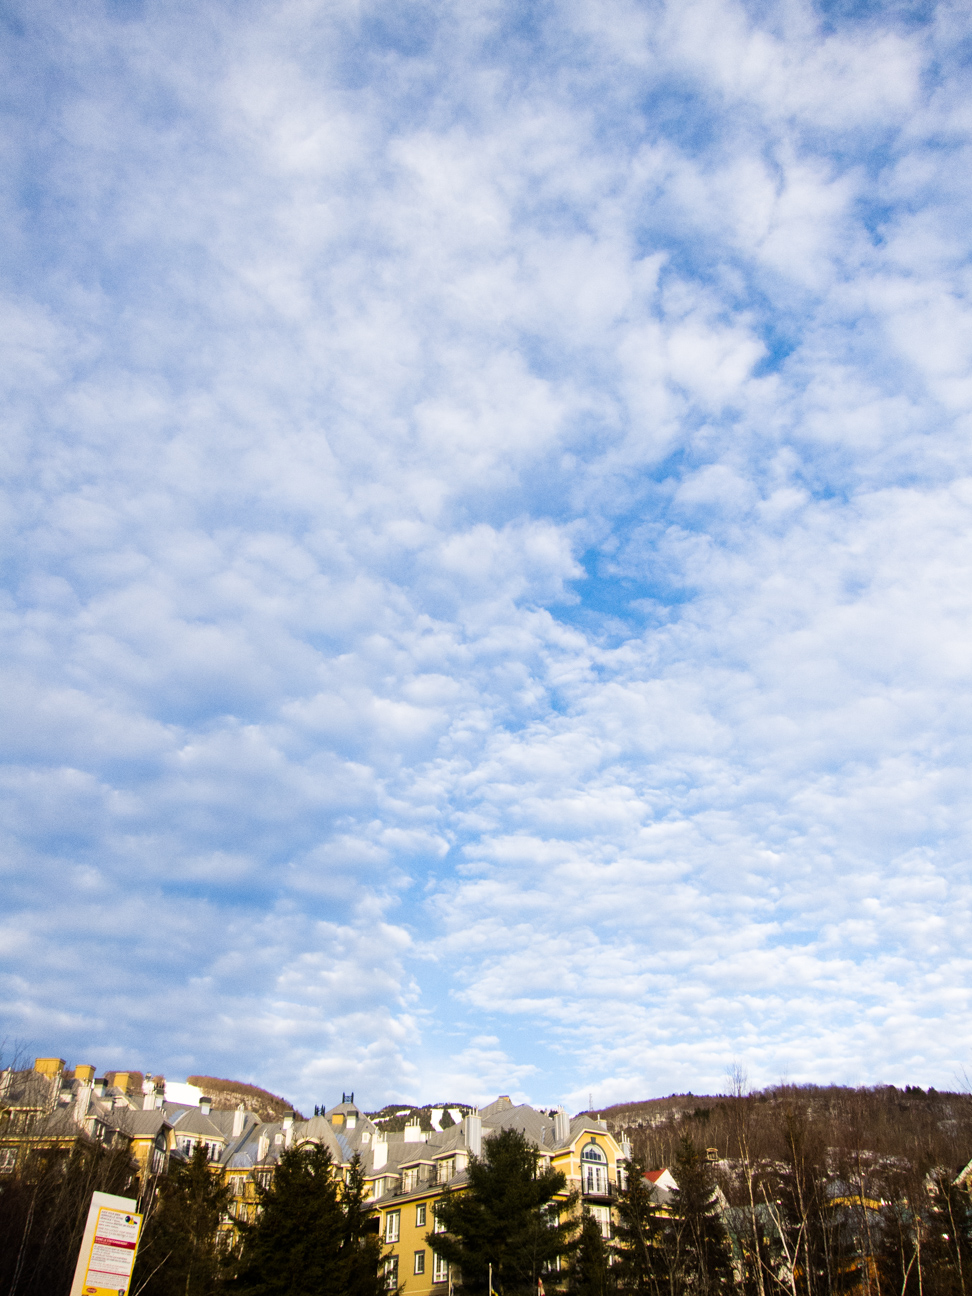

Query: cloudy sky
2,0,972,1114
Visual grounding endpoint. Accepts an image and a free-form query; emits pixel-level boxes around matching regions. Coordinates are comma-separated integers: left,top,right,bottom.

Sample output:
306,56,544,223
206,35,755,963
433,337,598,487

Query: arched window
581,1141,608,1196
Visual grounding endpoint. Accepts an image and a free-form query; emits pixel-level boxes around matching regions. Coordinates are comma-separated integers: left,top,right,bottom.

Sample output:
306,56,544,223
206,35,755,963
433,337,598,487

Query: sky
2,0,972,1116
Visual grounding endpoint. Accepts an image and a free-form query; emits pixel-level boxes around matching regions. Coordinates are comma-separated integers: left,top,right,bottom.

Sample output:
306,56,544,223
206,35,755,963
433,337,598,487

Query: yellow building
0,1058,176,1179
369,1097,629,1294
3,1059,630,1292
206,1091,629,1291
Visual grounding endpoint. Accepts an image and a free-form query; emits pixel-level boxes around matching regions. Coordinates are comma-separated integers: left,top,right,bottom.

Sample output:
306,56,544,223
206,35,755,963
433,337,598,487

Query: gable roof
107,1110,170,1139
172,1108,227,1140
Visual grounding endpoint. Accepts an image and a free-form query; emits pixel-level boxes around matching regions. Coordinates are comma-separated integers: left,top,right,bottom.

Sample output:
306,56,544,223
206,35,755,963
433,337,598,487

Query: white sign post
69,1191,144,1296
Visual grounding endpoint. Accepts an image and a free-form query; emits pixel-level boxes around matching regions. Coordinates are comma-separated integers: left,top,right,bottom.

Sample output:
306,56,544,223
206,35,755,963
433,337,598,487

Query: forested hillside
598,1082,972,1176
186,1076,303,1122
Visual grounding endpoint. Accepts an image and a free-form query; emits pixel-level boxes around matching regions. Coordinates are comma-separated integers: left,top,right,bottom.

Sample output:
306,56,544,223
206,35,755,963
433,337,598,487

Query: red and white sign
70,1192,143,1296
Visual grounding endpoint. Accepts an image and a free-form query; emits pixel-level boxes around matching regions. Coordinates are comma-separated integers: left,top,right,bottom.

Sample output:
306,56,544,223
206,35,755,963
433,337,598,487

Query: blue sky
2,0,972,1113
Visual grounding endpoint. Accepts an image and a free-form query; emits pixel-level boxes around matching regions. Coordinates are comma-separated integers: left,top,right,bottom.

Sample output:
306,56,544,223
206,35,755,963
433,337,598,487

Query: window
591,1205,611,1239
385,1210,400,1243
414,1250,426,1275
416,1202,426,1226
0,1149,16,1173
384,1256,399,1290
403,1168,416,1192
433,1206,446,1233
437,1158,453,1182
433,1253,449,1283
581,1140,608,1196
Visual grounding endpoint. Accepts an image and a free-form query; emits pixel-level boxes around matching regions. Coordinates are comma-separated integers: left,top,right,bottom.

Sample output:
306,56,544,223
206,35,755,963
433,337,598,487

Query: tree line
3,1080,972,1296
609,1079,972,1296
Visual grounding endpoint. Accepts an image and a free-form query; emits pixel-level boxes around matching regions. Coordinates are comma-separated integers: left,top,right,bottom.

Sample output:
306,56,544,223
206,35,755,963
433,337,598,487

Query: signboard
69,1191,143,1296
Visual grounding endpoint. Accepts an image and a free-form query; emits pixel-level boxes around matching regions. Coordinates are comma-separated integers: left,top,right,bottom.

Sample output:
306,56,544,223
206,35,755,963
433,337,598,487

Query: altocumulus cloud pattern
2,0,971,1113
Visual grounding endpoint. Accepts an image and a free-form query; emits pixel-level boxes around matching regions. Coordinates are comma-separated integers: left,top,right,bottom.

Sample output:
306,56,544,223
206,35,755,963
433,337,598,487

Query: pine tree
428,1126,578,1295
232,1141,348,1295
665,1136,733,1296
342,1153,388,1296
569,1210,613,1296
612,1156,669,1296
133,1143,233,1296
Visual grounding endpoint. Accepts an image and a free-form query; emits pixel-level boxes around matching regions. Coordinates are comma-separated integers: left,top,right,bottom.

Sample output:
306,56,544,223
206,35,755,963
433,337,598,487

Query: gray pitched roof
172,1109,227,1140
225,1120,280,1169
483,1102,559,1147
4,1107,83,1139
479,1096,514,1118
426,1124,468,1156
107,1110,170,1138
292,1116,345,1161
0,1069,55,1110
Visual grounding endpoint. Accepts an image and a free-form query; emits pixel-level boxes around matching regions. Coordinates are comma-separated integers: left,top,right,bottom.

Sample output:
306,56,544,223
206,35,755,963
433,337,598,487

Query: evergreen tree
569,1210,613,1296
133,1143,233,1296
428,1127,578,1295
342,1154,388,1296
439,1108,456,1131
232,1142,348,1296
612,1157,669,1296
665,1136,733,1296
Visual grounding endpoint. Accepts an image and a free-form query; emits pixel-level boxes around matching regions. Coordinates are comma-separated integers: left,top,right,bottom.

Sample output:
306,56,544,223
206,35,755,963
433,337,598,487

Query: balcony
581,1175,617,1201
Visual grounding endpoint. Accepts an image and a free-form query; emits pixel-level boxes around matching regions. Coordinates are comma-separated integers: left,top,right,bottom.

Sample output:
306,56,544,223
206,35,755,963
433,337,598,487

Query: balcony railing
581,1176,617,1200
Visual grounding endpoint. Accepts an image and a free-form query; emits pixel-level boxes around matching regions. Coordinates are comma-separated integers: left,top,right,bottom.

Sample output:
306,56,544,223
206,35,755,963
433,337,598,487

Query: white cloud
1,0,971,1113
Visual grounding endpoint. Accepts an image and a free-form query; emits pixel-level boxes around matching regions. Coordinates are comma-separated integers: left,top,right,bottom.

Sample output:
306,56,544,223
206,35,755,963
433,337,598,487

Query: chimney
94,1078,107,1098
553,1107,570,1145
463,1111,482,1158
258,1133,270,1162
75,1064,95,1084
404,1119,425,1143
282,1112,294,1147
233,1104,246,1138
199,1096,212,1116
621,1137,632,1160
346,1111,357,1130
372,1130,388,1170
34,1057,66,1079
75,1076,93,1126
